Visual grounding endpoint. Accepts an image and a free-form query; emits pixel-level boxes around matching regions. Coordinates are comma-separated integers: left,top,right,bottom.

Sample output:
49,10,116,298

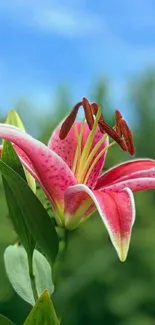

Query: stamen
119,119,135,156
84,141,116,184
91,102,99,115
91,102,106,133
72,120,85,174
115,109,122,123
82,97,94,130
77,107,102,180
79,134,108,183
98,120,127,151
86,134,107,166
59,101,82,139
115,109,123,136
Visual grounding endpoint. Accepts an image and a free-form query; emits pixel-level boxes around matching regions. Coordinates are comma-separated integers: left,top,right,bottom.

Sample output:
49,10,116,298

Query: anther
119,119,135,156
91,102,99,116
115,109,122,122
115,109,123,136
91,102,106,133
98,120,127,151
59,101,82,139
82,97,94,130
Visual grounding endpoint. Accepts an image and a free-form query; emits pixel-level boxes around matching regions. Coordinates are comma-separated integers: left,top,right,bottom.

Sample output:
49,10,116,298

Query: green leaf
24,291,60,325
5,109,36,193
4,245,54,306
2,141,35,258
0,314,15,325
2,140,26,179
0,159,59,263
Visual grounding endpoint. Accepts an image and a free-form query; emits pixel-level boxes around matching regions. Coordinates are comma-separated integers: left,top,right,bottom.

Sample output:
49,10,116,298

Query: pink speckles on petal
105,177,155,193
0,124,77,210
96,159,155,189
48,121,82,170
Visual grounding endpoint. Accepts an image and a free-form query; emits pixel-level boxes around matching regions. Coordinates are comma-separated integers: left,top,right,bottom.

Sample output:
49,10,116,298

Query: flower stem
28,253,38,302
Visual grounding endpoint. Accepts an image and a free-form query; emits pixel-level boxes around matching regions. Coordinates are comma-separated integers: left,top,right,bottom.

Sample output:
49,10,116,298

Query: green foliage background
1,71,155,325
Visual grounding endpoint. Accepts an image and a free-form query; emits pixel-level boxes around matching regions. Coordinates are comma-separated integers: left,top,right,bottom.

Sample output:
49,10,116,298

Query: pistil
78,133,108,183
72,120,85,174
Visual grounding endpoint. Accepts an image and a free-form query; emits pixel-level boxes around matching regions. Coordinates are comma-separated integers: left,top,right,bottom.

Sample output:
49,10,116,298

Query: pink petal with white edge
96,159,155,189
64,184,135,261
13,145,40,182
0,144,39,182
105,177,155,193
0,124,77,210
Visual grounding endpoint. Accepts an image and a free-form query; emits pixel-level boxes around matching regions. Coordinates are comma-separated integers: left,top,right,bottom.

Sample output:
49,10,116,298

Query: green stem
28,253,38,302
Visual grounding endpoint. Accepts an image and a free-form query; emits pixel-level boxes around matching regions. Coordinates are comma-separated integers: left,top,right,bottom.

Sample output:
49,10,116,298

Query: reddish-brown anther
115,109,122,122
82,97,94,130
98,119,127,152
59,101,82,140
91,102,107,133
91,102,99,116
119,119,135,156
115,109,123,136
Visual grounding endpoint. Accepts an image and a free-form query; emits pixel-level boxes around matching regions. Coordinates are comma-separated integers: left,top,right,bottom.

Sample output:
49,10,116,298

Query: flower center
59,98,135,184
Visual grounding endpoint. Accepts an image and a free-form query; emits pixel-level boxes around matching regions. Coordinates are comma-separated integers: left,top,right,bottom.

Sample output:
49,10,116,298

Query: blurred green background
1,72,155,325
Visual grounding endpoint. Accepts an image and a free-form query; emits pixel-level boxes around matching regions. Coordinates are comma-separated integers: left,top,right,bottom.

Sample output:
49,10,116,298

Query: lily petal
64,184,135,261
105,177,155,192
0,124,77,211
96,159,155,189
0,143,40,182
48,121,81,169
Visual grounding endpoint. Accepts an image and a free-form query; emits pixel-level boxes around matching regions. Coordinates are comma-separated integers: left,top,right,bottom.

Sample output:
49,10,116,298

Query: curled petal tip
115,236,131,262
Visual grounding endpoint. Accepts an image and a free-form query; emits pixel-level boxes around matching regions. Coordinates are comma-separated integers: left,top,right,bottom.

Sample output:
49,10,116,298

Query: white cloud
0,1,104,37
33,7,103,37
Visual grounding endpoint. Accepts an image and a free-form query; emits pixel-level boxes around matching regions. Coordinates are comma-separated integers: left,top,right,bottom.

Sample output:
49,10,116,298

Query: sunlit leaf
4,245,54,306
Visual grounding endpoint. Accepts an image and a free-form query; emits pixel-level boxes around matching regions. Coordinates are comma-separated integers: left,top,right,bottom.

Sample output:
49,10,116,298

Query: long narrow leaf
0,314,15,325
0,159,59,263
2,141,35,257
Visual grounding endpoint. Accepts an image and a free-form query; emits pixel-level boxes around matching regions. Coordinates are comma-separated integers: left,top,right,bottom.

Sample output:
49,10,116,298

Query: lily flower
0,98,155,262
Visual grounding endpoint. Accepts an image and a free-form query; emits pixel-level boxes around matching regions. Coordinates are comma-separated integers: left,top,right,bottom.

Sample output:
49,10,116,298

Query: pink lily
0,98,155,262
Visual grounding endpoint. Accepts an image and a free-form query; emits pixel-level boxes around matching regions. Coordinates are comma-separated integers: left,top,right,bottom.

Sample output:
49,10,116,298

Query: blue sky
0,0,155,115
